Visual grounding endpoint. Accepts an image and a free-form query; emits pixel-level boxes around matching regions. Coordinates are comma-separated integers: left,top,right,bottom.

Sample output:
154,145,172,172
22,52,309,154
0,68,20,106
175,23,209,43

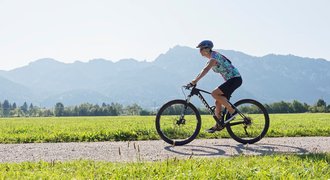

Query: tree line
198,99,330,114
0,100,151,117
0,99,329,117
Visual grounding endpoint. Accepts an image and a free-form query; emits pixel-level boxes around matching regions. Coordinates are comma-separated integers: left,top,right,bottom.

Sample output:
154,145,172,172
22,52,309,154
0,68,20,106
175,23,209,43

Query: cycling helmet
196,40,213,49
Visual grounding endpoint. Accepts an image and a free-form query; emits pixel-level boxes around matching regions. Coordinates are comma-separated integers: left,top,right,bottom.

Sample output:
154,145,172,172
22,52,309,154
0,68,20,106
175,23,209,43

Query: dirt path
0,137,329,163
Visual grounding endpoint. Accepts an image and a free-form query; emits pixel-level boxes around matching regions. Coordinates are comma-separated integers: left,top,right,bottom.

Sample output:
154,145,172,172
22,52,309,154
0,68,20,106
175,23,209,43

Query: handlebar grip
184,83,196,89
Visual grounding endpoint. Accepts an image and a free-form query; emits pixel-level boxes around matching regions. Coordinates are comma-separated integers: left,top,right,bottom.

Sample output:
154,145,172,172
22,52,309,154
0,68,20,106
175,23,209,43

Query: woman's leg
213,77,242,115
212,88,235,114
207,100,224,132
214,100,223,120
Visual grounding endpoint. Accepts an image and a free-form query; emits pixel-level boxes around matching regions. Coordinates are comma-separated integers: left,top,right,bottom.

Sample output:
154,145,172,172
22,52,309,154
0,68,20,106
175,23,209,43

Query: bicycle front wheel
155,99,201,146
226,99,270,144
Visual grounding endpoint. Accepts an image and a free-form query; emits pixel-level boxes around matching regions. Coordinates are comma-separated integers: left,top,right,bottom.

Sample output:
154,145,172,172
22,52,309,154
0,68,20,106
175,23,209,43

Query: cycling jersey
211,51,241,81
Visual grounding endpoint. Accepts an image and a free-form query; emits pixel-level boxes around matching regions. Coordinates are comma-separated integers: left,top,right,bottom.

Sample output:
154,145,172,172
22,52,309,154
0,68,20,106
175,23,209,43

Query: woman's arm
191,59,217,85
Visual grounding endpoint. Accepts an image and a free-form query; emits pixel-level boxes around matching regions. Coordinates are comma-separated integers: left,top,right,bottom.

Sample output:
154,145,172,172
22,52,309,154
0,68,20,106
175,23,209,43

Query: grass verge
0,153,329,179
0,113,329,143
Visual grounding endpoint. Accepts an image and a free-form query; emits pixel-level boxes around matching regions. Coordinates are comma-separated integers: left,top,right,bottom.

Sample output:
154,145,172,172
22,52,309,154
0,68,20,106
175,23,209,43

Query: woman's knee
212,89,223,99
211,90,219,99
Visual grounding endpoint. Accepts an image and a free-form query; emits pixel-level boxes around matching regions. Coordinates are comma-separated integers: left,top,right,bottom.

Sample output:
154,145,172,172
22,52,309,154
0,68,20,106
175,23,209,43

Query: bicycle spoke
226,99,269,144
156,100,201,146
244,126,249,136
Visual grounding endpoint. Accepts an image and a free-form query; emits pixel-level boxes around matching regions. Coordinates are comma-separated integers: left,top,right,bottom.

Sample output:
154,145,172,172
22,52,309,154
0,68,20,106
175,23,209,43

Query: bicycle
155,84,270,146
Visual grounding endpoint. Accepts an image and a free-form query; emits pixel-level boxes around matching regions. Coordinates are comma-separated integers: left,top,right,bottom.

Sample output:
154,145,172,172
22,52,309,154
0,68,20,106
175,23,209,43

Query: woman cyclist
190,40,242,133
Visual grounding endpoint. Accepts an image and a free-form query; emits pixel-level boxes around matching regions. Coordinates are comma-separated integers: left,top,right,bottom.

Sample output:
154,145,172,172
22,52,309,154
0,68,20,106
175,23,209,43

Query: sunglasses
199,47,209,52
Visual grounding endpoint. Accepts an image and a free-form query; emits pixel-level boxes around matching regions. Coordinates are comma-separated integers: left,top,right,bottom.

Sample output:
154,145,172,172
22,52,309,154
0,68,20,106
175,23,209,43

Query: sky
0,0,330,70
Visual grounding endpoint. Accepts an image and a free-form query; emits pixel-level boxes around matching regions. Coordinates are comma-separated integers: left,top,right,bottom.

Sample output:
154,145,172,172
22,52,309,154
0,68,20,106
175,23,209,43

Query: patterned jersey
211,51,241,81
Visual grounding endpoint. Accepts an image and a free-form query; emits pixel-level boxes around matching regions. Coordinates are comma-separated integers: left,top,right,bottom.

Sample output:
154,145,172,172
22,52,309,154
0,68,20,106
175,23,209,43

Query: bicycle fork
177,96,192,125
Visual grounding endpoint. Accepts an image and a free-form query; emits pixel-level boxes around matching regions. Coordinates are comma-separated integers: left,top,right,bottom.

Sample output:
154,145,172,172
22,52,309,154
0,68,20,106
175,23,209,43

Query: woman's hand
191,80,197,85
185,82,196,89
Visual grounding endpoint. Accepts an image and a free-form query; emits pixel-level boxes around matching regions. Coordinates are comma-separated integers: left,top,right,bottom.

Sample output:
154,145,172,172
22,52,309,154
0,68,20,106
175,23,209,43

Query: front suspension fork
178,96,192,124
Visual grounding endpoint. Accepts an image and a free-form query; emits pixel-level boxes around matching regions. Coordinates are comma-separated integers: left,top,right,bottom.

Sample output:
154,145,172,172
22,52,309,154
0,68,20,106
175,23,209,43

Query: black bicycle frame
185,86,248,127
186,87,224,125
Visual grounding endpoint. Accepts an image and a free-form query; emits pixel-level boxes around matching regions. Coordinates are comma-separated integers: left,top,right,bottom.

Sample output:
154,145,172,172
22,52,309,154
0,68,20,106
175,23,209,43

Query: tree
102,103,107,107
291,100,307,113
303,103,310,112
2,100,10,117
12,103,17,110
54,102,65,117
316,99,326,107
269,101,292,113
77,103,92,116
317,99,327,112
11,108,23,117
140,109,151,116
29,103,35,116
312,99,327,113
125,103,142,115
42,109,53,117
29,103,34,110
111,103,123,115
0,102,2,117
20,102,28,114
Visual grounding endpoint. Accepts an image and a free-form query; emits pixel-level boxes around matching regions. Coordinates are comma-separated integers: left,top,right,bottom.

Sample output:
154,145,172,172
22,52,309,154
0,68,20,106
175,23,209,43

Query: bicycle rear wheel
226,99,269,144
155,99,201,146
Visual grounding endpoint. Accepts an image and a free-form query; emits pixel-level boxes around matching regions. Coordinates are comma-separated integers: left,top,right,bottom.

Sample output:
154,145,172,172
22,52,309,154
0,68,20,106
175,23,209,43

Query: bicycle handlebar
183,83,196,90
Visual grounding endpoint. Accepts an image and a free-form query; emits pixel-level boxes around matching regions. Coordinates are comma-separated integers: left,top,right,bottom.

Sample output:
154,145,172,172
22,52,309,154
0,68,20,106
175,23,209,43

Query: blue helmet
196,40,213,49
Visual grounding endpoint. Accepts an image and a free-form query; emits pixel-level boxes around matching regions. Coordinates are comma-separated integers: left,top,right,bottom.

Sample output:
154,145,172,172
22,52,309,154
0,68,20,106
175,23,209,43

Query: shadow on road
164,145,227,157
164,143,309,157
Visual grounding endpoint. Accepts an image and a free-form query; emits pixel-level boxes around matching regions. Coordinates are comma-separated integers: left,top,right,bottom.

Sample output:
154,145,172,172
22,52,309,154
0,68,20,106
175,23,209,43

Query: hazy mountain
0,76,34,103
0,45,329,108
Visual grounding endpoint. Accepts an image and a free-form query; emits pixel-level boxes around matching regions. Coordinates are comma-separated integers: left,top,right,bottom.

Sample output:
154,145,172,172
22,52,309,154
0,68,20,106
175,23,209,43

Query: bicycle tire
226,99,270,144
155,99,201,146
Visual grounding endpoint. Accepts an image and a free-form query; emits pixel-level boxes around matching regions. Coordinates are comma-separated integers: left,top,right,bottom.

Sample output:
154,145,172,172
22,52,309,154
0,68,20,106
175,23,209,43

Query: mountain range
1,45,329,108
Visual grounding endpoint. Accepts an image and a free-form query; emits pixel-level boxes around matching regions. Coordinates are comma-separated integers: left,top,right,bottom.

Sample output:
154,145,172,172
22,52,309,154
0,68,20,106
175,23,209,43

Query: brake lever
183,83,196,89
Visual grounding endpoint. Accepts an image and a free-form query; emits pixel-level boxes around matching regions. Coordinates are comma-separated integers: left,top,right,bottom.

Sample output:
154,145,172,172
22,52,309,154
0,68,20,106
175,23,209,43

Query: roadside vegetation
0,113,329,143
0,99,329,117
0,153,329,179
0,110,329,179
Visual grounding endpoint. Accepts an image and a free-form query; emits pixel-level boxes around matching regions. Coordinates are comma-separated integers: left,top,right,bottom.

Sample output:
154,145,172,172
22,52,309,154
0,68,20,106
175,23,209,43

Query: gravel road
0,137,329,163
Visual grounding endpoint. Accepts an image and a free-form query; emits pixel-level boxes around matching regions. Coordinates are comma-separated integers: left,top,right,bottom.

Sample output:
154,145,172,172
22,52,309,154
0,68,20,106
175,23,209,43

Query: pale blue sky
0,0,329,70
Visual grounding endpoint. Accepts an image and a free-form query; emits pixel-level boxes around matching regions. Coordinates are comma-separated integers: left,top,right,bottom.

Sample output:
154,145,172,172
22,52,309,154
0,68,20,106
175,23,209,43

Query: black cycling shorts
218,76,242,100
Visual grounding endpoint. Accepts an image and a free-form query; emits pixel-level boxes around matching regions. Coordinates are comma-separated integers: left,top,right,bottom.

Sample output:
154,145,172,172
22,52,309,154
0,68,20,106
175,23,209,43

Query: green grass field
0,153,329,179
0,114,329,179
0,113,329,143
